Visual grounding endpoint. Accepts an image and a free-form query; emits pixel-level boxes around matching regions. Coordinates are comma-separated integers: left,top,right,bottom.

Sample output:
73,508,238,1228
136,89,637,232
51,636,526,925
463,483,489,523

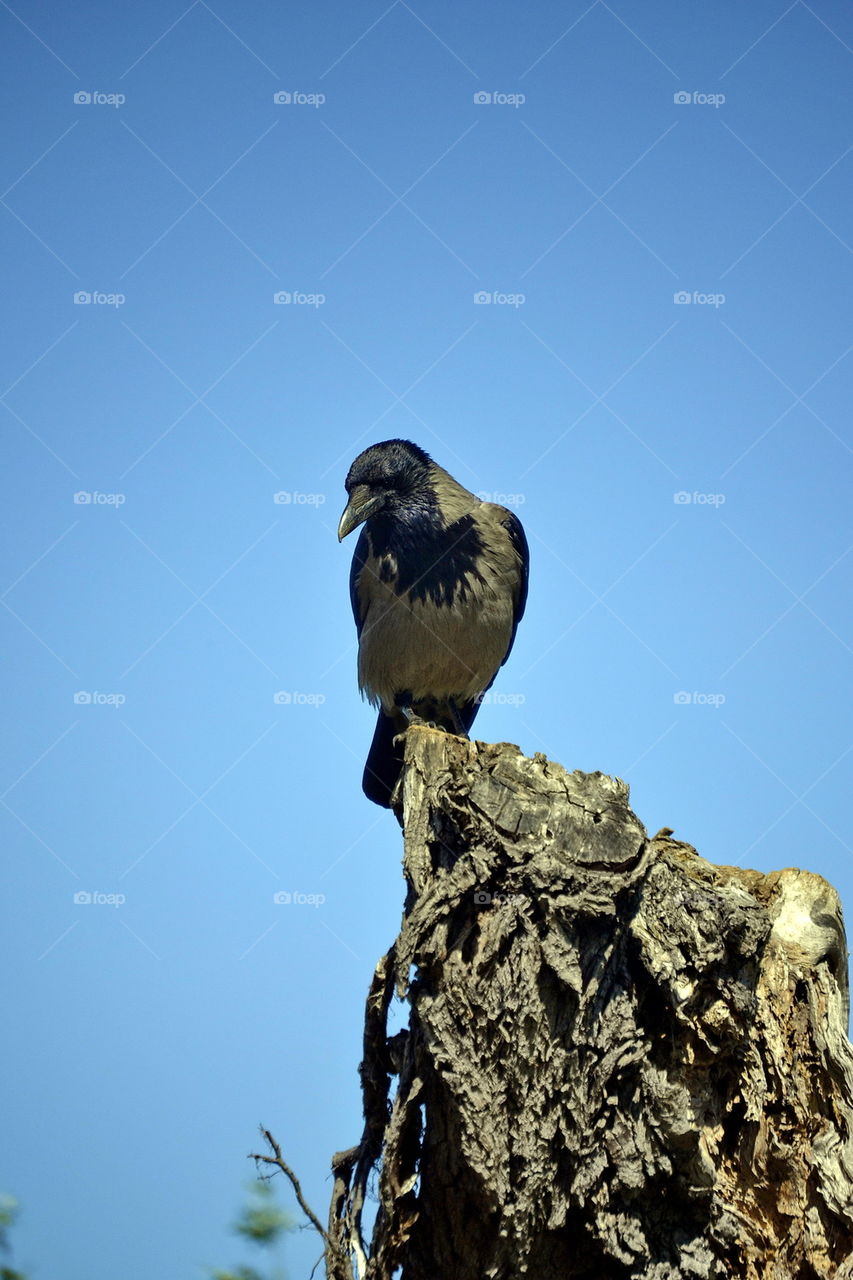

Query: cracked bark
326,728,853,1279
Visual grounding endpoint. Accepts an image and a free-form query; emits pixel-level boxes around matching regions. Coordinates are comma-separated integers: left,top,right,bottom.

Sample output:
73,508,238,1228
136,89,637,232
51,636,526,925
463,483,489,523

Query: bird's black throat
367,501,487,608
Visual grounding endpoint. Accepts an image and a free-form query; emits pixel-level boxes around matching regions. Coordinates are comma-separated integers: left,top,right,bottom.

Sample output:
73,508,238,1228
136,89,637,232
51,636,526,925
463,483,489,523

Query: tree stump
327,728,853,1280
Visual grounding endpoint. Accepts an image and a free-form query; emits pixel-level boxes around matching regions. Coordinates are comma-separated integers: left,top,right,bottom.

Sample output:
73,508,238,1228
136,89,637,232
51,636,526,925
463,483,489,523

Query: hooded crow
338,439,529,808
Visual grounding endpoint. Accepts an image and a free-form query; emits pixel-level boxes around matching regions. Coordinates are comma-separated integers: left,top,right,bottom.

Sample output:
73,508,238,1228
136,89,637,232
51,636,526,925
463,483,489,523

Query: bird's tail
362,711,405,808
362,698,482,809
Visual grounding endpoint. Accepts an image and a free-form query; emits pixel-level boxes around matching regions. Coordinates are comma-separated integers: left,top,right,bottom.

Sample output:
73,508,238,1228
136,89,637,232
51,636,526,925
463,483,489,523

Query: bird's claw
400,708,442,730
394,713,451,749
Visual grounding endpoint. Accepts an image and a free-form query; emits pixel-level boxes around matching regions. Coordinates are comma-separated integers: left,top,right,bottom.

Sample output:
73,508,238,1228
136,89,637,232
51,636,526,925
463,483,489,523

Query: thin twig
250,1126,328,1241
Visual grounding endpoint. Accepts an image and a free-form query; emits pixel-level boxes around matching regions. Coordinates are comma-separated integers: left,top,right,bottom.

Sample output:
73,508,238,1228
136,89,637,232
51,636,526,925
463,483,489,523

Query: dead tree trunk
327,728,853,1280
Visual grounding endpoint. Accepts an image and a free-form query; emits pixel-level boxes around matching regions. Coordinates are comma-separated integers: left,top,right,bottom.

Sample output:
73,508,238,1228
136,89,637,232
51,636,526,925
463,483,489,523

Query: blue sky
2,2,852,1276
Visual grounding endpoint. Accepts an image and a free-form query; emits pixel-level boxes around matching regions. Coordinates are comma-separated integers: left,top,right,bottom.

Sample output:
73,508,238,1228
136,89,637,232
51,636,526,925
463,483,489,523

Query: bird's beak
338,486,385,541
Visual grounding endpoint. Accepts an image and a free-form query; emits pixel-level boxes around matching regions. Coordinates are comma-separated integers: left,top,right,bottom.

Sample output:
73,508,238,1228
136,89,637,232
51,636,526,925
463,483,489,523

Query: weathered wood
329,729,853,1279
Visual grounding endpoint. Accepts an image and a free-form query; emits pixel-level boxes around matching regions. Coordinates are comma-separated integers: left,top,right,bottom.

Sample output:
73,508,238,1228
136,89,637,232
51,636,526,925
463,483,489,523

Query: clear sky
2,2,852,1276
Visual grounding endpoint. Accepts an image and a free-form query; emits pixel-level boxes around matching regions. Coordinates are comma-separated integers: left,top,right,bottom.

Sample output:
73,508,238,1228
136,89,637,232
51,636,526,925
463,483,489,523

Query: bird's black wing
350,530,405,809
459,508,529,737
349,526,371,637
499,508,529,665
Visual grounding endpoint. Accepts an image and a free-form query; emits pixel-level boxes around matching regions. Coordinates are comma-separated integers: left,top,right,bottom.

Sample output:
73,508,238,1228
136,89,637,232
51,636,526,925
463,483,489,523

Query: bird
338,439,529,808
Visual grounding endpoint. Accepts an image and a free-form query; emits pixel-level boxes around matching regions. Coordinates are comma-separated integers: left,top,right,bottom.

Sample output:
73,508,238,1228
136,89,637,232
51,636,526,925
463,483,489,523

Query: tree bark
327,728,853,1279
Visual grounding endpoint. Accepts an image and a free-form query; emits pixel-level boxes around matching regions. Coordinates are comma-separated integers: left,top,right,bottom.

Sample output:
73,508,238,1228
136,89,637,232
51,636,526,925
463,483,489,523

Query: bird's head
338,439,433,541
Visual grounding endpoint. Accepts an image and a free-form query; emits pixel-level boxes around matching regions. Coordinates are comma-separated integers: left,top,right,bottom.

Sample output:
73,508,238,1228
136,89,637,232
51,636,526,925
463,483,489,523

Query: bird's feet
402,705,459,732
393,705,449,748
392,704,472,752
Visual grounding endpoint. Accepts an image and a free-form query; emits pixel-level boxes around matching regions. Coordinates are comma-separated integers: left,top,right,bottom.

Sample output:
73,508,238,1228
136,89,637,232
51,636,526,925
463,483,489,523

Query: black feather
344,438,432,495
349,526,370,637
366,511,488,608
362,711,405,809
499,509,529,660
